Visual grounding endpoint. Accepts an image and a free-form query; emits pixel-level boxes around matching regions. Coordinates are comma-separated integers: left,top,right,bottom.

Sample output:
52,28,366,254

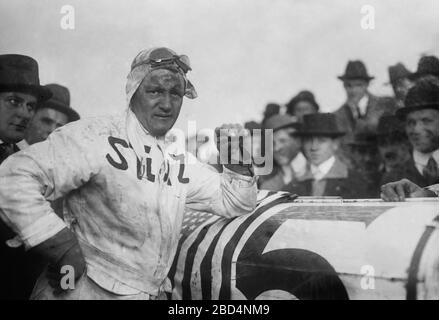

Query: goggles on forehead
132,51,192,74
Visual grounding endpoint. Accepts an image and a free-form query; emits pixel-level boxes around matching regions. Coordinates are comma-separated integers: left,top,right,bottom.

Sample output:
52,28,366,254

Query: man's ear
332,138,340,152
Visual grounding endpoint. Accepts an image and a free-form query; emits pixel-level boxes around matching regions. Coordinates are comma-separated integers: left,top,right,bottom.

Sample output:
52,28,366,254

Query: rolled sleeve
19,212,67,249
185,159,257,218
0,119,102,249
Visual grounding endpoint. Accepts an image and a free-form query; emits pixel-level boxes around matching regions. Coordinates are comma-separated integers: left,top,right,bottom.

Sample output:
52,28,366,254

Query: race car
169,190,439,300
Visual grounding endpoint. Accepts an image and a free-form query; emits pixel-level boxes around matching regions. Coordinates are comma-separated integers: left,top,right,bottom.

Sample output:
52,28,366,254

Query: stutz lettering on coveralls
137,145,155,182
171,153,190,184
106,136,129,170
105,135,190,184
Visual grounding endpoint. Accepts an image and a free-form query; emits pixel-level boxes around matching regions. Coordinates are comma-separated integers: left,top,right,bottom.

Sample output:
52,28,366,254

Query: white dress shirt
357,94,369,117
413,149,439,175
310,156,336,181
16,139,29,150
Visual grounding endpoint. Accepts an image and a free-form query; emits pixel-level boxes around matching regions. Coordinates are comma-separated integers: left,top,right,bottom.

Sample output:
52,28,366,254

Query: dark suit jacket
333,94,397,139
283,158,369,199
380,156,439,187
333,94,397,169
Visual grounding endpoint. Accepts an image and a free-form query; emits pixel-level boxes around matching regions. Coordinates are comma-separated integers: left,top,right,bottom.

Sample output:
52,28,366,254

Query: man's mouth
11,123,27,131
154,114,172,120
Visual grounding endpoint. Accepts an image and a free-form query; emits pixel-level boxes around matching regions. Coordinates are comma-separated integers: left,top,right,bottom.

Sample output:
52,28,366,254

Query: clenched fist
214,123,253,176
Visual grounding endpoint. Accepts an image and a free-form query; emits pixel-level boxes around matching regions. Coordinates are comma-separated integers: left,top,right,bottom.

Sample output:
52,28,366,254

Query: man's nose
159,94,172,112
15,105,34,120
408,122,423,136
310,138,319,149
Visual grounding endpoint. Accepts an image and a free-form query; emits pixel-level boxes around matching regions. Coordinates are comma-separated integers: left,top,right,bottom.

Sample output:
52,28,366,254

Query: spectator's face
0,91,37,143
131,69,184,137
303,136,338,166
25,107,69,144
350,145,380,173
343,80,369,103
392,78,412,101
406,109,439,153
293,101,317,121
378,140,411,171
273,128,301,166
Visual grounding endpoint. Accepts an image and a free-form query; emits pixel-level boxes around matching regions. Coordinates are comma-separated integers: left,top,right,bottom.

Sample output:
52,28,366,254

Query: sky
1,0,438,133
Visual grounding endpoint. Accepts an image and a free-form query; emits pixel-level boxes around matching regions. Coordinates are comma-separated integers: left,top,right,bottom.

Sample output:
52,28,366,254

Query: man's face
25,107,69,144
0,91,37,143
350,145,380,173
405,109,439,153
273,128,301,166
303,136,338,166
343,79,369,103
392,78,412,101
378,141,411,172
293,101,317,121
131,69,184,137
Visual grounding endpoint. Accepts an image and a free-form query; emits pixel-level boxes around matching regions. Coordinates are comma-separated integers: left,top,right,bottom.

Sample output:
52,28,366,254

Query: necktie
422,156,439,185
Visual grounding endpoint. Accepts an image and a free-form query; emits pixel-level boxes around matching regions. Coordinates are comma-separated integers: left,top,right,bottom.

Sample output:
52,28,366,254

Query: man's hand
380,179,437,201
215,123,253,176
30,227,86,294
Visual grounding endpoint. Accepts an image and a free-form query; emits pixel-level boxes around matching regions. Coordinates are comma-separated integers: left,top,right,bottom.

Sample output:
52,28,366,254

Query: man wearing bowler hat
284,113,368,199
23,83,79,147
0,54,52,300
333,60,397,164
380,80,439,200
387,63,413,109
0,47,257,300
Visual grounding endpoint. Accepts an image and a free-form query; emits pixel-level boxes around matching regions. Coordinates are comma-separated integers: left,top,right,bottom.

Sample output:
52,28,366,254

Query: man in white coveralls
0,47,257,300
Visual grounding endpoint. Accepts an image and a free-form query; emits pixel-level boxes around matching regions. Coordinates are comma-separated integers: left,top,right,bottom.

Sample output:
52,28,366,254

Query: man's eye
148,90,161,95
7,98,19,105
171,91,183,98
422,118,432,124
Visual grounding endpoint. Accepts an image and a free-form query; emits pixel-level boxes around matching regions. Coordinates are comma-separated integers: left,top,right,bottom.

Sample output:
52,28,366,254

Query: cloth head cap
126,47,197,107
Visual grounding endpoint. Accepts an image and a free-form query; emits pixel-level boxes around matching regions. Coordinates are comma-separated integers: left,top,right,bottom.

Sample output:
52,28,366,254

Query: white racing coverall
0,112,257,298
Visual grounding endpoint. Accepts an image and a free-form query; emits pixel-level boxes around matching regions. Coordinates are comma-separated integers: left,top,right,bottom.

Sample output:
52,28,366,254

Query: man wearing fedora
284,113,368,199
333,60,397,164
258,114,307,191
22,83,79,147
0,47,257,300
286,90,320,122
409,55,439,85
346,130,381,198
0,54,52,300
377,115,412,186
387,63,413,109
381,79,439,190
